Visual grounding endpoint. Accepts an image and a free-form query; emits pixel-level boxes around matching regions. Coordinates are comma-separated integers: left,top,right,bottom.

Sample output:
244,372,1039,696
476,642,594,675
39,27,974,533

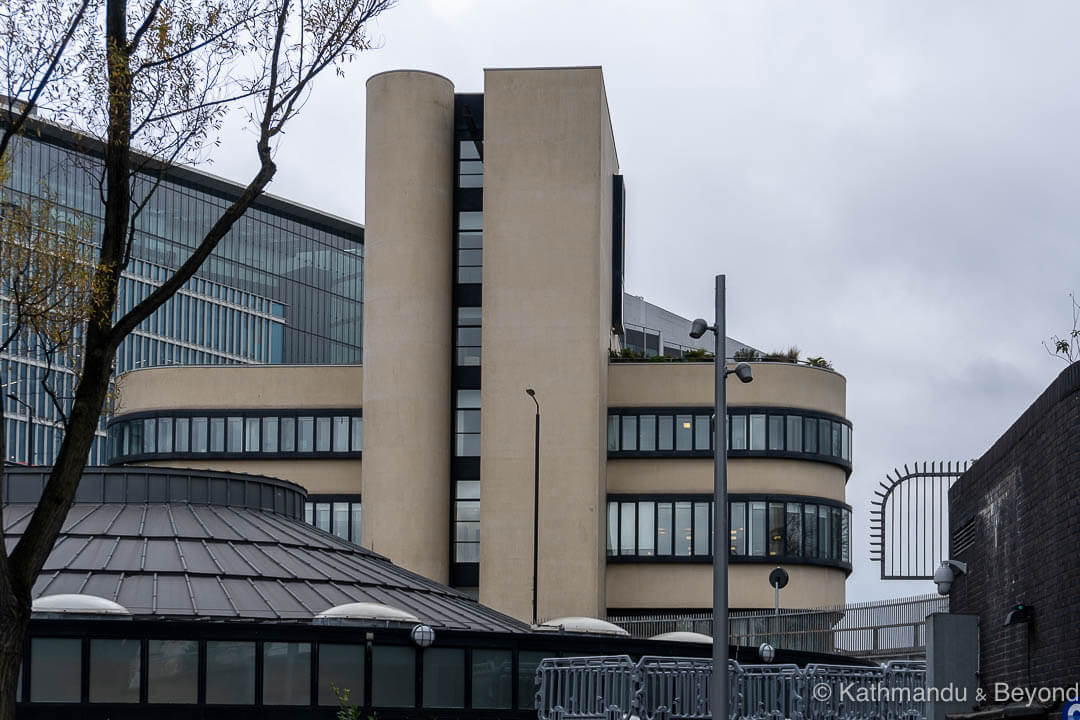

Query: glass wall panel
842,510,851,563
262,417,279,453
786,415,802,452
148,639,197,703
281,416,296,451
316,502,331,532
637,502,655,556
831,507,842,560
351,417,363,451
693,502,710,555
749,414,766,450
333,416,349,451
695,414,711,451
657,415,673,450
210,417,225,452
818,505,830,559
639,414,656,451
245,417,260,452
730,502,746,555
818,420,831,457
749,502,766,557
786,503,802,556
620,502,635,555
675,502,692,556
333,503,349,540
804,418,817,453
227,417,242,452
607,415,619,451
192,417,208,452
621,415,637,451
157,417,173,453
518,651,548,709
175,417,190,452
317,417,332,451
675,414,692,451
423,648,464,708
298,416,314,452
657,502,672,555
206,640,255,704
472,649,512,709
318,643,364,706
263,642,311,705
804,505,818,558
731,415,747,450
31,637,81,703
768,502,785,557
606,502,617,555
90,638,140,703
351,504,362,543
768,415,784,451
372,646,415,707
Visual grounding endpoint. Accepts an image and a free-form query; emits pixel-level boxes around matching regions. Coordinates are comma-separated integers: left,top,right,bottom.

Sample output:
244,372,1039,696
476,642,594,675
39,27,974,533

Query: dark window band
606,493,852,572
607,406,852,473
106,409,362,464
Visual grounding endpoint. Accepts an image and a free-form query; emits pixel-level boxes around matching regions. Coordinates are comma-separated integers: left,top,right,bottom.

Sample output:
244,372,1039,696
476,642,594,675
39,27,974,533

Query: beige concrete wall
479,67,616,621
606,563,847,610
115,365,362,413
137,458,361,495
607,458,847,503
362,70,455,582
608,362,847,417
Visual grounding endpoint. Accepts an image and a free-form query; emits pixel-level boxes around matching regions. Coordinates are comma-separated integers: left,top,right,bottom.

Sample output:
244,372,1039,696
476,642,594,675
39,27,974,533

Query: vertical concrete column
362,70,455,582
480,68,617,620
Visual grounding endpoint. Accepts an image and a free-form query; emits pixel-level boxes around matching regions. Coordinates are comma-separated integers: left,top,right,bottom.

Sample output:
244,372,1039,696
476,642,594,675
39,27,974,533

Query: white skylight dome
649,631,713,644
534,616,629,636
32,594,131,616
314,601,420,623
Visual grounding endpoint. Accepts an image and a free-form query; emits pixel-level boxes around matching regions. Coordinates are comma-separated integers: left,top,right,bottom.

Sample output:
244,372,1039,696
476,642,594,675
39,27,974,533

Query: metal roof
2,467,528,634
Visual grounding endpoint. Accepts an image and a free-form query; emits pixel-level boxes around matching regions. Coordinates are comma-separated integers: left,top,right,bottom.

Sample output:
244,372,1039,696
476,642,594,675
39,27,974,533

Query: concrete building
108,66,854,624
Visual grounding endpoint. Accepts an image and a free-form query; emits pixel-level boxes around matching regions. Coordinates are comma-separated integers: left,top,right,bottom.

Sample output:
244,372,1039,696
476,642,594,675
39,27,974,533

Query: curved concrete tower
362,70,455,582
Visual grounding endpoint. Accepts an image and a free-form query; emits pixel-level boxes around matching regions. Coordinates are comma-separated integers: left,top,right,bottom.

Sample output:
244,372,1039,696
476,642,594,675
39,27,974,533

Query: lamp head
525,388,535,397
689,318,710,339
734,362,753,383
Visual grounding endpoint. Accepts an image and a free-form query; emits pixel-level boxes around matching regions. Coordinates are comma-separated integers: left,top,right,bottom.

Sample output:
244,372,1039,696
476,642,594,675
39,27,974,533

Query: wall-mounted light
1004,604,1033,627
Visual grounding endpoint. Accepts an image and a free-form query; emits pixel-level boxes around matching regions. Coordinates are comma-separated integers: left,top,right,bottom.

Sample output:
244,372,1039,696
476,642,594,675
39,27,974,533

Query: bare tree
0,0,394,714
1043,291,1080,364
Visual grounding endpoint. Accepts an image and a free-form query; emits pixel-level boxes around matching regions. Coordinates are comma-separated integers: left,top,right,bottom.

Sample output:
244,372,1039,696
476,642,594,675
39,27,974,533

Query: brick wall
949,361,1080,698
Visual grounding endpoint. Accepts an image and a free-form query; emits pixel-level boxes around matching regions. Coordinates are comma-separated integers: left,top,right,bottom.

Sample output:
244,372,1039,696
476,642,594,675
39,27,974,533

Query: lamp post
525,387,540,624
7,392,35,466
689,274,753,720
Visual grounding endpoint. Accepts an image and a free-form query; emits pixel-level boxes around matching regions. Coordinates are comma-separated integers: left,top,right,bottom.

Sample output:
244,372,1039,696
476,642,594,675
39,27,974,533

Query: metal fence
607,594,948,661
536,656,927,720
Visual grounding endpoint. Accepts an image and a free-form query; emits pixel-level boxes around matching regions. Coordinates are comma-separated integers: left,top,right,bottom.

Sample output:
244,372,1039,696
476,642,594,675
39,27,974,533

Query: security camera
933,559,968,596
733,362,753,383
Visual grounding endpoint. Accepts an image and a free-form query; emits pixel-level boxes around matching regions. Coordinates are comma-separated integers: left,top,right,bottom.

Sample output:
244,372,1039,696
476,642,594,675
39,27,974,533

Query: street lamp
525,387,540,624
7,392,35,466
689,274,753,720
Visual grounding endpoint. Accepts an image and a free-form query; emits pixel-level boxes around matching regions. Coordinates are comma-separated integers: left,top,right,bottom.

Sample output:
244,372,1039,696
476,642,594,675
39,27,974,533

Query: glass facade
606,494,852,568
1,126,364,466
450,95,484,588
305,495,363,544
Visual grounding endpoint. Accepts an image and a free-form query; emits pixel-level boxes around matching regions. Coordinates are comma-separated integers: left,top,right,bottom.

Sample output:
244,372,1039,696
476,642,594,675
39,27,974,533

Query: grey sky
209,0,1080,601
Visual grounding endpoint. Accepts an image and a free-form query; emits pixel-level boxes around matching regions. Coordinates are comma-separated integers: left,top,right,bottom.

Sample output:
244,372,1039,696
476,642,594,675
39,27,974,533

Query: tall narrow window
675,502,692,556
786,415,802,452
675,414,693,451
786,503,802,556
730,502,746,555
637,502,655,556
621,415,637,451
607,415,619,452
657,502,673,555
749,414,766,450
693,502,710,556
638,414,656,451
749,502,766,557
620,502,635,555
695,414,711,451
658,415,674,451
768,415,785,450
731,414,747,450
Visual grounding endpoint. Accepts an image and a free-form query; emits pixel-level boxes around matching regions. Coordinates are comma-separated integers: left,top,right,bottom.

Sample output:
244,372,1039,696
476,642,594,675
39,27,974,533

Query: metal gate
535,656,927,720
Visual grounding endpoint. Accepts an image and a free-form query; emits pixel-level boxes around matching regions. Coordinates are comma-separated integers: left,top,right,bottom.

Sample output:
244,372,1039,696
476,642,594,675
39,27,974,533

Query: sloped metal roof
2,467,528,634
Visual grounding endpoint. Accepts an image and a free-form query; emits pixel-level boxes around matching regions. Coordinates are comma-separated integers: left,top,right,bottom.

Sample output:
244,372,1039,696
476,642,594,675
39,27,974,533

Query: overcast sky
208,0,1080,602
